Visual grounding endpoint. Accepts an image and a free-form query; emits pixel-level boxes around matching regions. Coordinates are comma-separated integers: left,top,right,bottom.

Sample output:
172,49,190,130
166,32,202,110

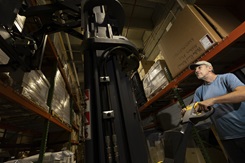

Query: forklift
0,0,149,162
0,0,214,163
163,103,214,163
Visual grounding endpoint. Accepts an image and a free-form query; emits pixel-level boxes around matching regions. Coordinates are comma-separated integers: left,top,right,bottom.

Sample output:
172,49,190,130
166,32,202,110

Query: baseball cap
189,61,212,70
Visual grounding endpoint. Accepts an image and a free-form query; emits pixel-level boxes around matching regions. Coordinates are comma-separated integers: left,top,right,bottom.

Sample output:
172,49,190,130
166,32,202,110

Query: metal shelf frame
0,82,72,132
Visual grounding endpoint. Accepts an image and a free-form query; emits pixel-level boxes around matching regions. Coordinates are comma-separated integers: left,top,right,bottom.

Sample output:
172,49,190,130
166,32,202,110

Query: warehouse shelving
45,37,82,113
0,33,83,162
1,0,85,155
139,21,245,119
46,35,83,133
0,82,72,132
43,36,84,142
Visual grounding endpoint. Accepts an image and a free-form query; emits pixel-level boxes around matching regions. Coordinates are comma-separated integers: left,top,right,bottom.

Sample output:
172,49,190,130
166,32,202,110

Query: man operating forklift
184,60,245,163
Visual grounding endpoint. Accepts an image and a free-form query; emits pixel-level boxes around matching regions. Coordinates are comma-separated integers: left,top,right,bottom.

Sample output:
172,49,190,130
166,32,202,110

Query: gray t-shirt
193,73,245,140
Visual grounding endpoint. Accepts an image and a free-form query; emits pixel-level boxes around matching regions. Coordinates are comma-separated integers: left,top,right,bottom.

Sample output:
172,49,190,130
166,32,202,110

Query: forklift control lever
181,102,214,124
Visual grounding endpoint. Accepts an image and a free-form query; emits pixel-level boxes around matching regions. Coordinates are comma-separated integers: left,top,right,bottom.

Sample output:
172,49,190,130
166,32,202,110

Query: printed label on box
199,34,214,50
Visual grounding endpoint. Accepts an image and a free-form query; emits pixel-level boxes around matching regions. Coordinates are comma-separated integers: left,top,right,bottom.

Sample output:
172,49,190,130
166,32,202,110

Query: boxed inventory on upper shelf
51,68,71,125
143,60,170,99
138,59,155,80
158,4,242,78
4,150,75,163
21,70,50,112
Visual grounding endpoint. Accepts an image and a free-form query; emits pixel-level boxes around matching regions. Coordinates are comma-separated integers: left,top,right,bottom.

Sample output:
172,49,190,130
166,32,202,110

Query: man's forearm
213,87,245,104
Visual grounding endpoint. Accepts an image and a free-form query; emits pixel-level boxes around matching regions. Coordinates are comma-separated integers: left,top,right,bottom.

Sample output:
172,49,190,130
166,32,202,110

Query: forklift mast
0,0,149,162
81,0,149,163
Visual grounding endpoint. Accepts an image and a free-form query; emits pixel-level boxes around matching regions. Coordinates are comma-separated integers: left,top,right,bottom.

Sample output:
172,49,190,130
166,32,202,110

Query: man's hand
181,102,199,116
196,98,215,112
181,108,187,116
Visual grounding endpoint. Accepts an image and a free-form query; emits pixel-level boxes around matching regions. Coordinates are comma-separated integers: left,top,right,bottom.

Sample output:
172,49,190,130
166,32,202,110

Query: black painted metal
82,0,149,162
130,72,147,108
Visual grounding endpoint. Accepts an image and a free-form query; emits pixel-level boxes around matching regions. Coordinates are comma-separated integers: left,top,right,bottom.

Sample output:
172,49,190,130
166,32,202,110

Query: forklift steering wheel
181,102,214,124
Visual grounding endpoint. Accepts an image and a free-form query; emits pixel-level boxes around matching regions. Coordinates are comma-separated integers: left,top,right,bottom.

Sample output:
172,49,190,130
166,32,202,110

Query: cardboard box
195,5,241,38
138,59,155,80
158,4,240,78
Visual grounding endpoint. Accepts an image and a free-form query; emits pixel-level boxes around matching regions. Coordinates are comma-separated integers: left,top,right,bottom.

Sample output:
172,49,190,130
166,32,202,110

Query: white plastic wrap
143,60,169,98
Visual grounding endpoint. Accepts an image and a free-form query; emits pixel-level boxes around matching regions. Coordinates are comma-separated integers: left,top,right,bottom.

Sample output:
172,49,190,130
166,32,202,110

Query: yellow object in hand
194,102,199,109
193,102,202,115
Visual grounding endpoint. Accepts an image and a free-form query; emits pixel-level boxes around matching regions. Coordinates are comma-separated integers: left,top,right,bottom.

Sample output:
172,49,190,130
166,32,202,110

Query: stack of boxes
142,60,170,99
158,4,241,78
21,70,50,112
138,59,154,81
51,69,71,125
51,32,68,66
5,150,76,163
